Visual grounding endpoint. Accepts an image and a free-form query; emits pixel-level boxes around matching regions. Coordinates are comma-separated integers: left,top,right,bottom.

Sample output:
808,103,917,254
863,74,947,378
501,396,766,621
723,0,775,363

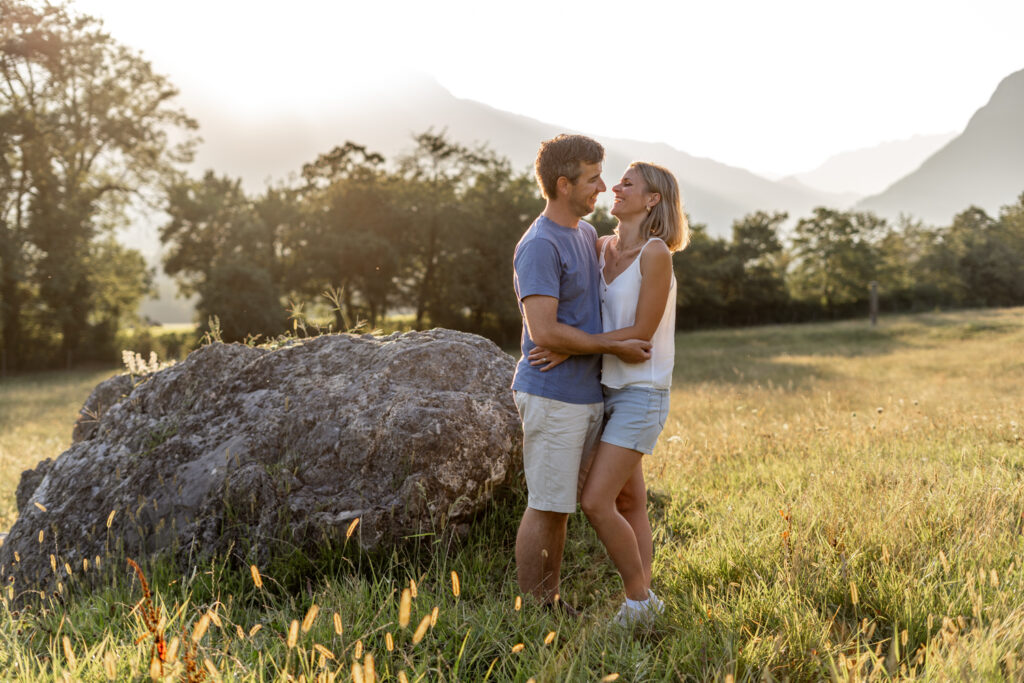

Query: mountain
787,133,957,197
775,176,861,208
180,74,848,238
857,68,1024,224
132,75,855,322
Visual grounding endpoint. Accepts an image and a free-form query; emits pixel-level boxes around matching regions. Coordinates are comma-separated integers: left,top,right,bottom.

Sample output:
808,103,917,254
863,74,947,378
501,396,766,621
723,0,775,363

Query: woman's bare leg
615,463,653,589
580,442,648,600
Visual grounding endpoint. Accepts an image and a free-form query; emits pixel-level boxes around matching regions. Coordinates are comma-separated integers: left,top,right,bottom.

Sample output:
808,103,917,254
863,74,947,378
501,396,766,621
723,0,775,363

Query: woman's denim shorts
601,385,670,455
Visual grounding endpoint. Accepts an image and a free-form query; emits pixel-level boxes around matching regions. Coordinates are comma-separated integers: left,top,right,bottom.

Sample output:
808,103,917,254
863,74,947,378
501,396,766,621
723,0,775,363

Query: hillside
184,75,847,238
787,132,956,197
857,68,1024,224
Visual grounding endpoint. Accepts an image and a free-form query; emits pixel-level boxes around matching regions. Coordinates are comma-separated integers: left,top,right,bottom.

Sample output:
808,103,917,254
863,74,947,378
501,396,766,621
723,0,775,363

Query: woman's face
610,167,651,218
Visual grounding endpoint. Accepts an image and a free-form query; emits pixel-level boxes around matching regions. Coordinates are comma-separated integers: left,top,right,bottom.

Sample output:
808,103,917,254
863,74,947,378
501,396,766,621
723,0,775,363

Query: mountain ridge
786,133,957,197
857,68,1024,223
180,75,851,238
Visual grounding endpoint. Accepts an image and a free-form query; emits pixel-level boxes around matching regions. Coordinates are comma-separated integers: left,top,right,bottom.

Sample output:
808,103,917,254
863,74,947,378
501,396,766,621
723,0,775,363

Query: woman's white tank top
600,237,676,389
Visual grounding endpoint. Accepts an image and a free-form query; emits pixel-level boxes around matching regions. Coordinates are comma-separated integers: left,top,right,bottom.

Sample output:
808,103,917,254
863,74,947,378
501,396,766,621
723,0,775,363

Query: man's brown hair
534,134,605,200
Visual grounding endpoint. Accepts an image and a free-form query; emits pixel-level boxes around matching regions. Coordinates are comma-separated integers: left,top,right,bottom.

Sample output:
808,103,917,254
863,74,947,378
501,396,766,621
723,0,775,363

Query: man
512,134,651,611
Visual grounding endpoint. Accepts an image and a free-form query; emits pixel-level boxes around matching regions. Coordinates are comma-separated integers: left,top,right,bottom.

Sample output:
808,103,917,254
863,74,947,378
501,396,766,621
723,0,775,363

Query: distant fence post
869,281,879,327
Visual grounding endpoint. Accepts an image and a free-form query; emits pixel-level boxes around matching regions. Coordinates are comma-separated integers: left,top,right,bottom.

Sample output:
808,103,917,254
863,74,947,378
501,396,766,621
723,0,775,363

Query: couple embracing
511,134,689,625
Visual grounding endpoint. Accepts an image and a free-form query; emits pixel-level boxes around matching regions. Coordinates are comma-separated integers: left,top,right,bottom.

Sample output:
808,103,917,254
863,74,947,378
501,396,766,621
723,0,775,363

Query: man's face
565,162,605,218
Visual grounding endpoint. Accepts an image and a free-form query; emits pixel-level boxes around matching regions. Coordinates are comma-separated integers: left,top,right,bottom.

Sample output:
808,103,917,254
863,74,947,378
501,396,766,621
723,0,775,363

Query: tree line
674,199,1024,328
159,155,1024,346
160,134,541,347
3,1,1024,371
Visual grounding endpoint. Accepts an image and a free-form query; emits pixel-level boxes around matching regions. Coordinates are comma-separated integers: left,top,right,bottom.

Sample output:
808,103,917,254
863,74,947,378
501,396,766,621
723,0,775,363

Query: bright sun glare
74,0,1024,175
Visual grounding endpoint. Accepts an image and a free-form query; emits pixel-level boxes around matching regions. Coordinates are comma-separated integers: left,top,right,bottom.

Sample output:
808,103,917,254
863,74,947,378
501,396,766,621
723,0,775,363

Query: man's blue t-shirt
511,215,603,404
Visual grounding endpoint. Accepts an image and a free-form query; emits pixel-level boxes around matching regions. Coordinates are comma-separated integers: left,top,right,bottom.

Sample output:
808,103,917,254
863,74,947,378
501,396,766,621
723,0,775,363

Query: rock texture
0,330,521,592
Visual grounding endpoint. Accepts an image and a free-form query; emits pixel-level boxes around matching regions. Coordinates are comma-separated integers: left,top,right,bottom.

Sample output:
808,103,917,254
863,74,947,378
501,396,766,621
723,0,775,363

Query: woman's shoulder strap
598,235,612,262
639,236,667,256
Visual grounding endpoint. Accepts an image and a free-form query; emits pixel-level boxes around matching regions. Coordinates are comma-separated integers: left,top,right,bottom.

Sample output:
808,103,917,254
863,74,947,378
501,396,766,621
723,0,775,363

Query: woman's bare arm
601,240,673,342
529,241,673,370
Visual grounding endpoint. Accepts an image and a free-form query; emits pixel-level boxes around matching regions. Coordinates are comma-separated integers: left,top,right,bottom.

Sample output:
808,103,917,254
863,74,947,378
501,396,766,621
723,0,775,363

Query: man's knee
522,507,569,533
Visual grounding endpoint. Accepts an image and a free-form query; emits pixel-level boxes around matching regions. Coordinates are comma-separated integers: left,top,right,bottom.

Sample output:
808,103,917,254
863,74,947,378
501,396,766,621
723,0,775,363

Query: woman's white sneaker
613,590,664,627
648,590,665,615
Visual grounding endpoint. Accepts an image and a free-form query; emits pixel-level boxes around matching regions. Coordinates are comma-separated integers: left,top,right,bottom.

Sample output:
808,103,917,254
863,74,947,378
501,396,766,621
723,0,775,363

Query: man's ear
556,176,570,198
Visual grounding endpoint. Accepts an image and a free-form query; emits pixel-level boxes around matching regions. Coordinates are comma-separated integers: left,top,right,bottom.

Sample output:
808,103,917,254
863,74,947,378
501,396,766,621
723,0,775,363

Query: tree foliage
293,142,398,328
0,0,195,368
161,147,1024,344
160,132,542,346
789,208,885,310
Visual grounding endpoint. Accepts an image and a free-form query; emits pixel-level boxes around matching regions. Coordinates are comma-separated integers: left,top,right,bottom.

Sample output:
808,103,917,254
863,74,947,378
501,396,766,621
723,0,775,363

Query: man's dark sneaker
544,597,581,618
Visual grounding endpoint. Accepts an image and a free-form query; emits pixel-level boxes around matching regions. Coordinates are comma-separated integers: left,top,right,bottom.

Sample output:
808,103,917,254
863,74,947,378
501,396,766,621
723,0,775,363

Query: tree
397,130,493,329
938,203,1024,307
0,98,31,364
789,208,885,311
161,171,288,340
586,204,617,235
673,222,732,327
999,192,1024,260
873,215,945,309
449,158,543,343
1,0,196,367
723,211,788,322
289,142,400,328
197,260,287,342
162,172,258,299
81,236,153,357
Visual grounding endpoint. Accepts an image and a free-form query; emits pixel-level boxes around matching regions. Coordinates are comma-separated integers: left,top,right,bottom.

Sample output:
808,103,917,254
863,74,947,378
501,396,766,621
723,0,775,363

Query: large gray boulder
0,330,522,592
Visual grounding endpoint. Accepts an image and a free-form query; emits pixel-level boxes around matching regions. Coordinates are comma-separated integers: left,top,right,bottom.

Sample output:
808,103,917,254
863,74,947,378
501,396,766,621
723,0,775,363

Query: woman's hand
528,345,569,372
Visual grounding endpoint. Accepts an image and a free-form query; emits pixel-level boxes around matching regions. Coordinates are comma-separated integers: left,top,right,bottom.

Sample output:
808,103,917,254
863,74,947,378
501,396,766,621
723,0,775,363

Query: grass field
1,308,1022,681
0,368,118,530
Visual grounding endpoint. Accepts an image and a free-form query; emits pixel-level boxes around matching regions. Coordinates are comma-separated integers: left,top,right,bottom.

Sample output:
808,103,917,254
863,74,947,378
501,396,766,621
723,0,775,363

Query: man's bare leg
615,463,653,589
516,507,569,602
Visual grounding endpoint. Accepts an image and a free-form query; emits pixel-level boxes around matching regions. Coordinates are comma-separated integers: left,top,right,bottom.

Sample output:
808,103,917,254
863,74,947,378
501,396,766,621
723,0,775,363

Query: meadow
1,308,1022,681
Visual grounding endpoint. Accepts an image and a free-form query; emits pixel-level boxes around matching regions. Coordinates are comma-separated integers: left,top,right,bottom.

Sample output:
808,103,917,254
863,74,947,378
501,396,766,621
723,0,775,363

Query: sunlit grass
148,323,199,334
0,368,117,529
1,308,1022,680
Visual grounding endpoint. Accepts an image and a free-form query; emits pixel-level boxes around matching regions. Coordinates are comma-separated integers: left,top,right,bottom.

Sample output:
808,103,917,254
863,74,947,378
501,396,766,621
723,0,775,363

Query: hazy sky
75,0,1024,176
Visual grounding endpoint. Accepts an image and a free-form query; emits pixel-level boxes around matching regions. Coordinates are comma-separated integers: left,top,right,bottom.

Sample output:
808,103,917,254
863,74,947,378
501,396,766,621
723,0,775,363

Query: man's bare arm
522,295,651,363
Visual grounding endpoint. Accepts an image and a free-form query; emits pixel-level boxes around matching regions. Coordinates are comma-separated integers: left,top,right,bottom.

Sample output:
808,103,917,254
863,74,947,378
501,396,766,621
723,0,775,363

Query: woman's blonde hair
630,162,689,252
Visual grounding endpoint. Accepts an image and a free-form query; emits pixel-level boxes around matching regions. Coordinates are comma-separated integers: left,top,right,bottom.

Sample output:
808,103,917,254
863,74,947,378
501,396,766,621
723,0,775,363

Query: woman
530,162,688,625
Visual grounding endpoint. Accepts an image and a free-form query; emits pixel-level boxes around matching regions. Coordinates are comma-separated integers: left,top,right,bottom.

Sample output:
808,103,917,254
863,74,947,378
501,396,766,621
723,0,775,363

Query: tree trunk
0,269,23,371
331,308,346,332
343,287,357,331
367,301,378,329
415,219,439,330
59,277,89,364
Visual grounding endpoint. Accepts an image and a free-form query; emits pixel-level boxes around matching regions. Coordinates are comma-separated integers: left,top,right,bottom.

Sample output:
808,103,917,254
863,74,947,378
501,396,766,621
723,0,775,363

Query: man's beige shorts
513,391,603,514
